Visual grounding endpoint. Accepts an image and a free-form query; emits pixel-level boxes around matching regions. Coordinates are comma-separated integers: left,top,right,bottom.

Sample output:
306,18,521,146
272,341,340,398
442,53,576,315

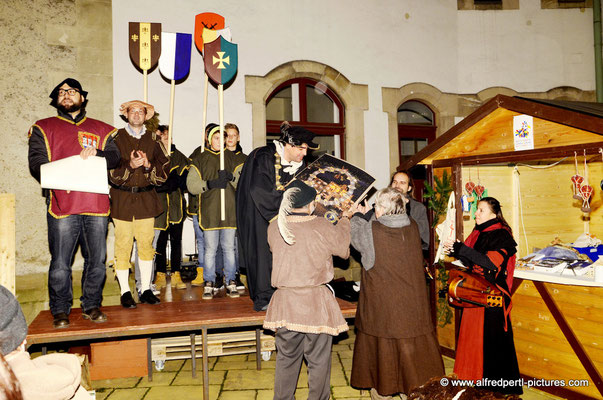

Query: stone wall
0,0,113,274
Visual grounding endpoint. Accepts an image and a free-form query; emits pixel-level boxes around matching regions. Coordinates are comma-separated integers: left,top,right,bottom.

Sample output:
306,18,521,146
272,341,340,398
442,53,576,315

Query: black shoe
52,312,70,329
139,289,161,305
214,275,224,292
120,292,137,309
82,307,107,323
234,273,245,290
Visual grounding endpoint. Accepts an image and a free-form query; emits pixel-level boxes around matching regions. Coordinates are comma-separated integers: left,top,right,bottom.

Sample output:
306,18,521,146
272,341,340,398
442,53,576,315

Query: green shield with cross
204,36,238,85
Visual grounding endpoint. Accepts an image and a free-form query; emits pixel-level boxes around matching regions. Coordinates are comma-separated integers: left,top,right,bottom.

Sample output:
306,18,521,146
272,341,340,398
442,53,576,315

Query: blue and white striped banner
159,32,192,81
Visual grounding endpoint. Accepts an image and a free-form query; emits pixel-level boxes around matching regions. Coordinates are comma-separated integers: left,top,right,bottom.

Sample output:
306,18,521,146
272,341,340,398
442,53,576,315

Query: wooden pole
0,194,16,294
143,69,148,103
219,84,225,221
168,79,175,147
201,73,209,152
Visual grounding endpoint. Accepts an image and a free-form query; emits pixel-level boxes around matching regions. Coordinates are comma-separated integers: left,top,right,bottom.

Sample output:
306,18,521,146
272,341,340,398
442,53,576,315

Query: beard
57,99,83,114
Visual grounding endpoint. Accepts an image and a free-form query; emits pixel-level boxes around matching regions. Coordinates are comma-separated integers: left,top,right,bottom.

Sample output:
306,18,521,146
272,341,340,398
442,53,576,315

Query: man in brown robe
350,187,444,399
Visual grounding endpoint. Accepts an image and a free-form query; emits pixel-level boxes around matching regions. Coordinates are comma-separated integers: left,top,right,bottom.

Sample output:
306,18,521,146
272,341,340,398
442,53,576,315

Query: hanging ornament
580,150,592,213
572,151,584,200
465,167,476,204
474,164,485,199
465,181,476,197
580,185,593,212
474,184,485,198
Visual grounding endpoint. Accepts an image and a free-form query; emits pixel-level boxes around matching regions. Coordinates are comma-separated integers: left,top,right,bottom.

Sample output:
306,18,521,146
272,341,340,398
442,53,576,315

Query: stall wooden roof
401,95,603,169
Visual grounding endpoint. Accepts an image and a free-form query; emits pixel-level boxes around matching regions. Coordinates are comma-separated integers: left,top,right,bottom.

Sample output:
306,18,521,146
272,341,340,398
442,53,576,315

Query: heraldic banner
159,32,192,81
204,36,238,85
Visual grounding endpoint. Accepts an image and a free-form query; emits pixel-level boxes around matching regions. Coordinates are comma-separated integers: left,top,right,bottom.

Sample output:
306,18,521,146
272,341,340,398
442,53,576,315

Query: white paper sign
41,155,109,194
513,114,534,151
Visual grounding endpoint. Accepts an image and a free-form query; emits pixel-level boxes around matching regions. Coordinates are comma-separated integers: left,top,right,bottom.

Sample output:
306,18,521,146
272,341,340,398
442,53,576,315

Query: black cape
236,143,299,311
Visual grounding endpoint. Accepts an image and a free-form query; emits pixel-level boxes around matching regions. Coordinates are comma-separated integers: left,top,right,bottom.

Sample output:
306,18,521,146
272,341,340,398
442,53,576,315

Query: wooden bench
27,295,357,400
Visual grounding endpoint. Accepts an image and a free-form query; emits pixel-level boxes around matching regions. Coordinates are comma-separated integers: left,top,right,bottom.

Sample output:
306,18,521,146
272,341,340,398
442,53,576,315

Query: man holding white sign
28,78,119,328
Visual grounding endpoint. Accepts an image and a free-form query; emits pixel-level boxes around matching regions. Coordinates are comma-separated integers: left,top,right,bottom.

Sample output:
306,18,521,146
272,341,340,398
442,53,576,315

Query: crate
89,338,148,380
151,331,275,370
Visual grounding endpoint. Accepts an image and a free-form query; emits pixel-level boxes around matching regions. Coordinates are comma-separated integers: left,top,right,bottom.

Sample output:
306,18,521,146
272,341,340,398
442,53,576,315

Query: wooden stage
27,294,357,400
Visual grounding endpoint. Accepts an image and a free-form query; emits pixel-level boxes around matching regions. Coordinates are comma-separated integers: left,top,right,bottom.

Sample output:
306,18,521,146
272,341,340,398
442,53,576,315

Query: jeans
192,215,205,269
47,213,108,315
203,228,236,283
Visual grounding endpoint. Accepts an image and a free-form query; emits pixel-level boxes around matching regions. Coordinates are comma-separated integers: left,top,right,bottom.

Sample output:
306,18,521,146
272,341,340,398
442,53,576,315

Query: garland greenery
423,170,454,328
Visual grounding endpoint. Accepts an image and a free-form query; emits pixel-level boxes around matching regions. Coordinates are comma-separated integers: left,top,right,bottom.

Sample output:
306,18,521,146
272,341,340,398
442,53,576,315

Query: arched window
266,78,345,159
397,100,436,165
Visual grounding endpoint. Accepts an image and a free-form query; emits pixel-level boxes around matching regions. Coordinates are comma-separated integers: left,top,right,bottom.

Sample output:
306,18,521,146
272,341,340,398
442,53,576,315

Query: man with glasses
236,122,318,311
28,78,120,328
109,100,169,309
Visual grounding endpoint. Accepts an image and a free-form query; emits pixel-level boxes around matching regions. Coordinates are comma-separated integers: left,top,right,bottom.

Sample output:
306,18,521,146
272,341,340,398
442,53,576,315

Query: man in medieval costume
236,122,318,311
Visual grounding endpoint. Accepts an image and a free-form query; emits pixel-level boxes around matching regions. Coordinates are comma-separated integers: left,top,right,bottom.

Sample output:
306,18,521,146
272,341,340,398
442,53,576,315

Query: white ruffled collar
273,140,303,175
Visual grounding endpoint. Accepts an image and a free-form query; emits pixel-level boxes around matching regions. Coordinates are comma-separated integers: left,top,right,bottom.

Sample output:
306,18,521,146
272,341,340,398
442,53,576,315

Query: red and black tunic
451,218,522,395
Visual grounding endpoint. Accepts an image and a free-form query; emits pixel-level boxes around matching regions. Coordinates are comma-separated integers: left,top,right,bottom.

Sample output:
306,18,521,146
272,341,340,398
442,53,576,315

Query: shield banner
201,27,232,55
159,32,192,81
194,12,225,53
129,22,161,70
204,36,238,85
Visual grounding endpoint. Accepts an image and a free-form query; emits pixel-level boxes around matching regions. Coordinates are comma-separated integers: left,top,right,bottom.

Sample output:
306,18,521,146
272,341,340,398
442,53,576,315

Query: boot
171,271,187,290
154,272,167,289
191,267,204,286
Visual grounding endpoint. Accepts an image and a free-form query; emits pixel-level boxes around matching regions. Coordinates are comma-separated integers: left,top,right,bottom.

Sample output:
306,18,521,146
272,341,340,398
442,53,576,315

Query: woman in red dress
445,197,522,395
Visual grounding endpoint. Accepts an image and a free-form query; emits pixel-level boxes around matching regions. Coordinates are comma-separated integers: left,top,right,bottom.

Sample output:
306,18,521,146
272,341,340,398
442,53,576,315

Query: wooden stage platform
27,294,357,400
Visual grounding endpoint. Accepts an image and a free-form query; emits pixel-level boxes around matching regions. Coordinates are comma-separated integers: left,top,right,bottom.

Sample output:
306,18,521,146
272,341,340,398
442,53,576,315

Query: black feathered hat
278,122,319,150
287,180,318,208
49,78,88,108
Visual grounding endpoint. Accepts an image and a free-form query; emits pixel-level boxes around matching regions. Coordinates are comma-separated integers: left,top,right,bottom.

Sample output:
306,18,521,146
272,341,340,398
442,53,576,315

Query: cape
235,143,300,310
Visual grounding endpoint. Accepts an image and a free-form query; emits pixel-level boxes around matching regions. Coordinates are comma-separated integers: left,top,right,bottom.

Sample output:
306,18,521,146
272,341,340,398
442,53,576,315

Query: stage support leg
191,333,196,378
147,338,153,381
202,327,209,400
256,328,261,371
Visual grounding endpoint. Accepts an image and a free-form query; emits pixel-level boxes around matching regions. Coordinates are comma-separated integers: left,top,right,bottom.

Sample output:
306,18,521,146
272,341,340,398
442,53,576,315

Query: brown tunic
351,220,444,396
109,128,170,221
263,215,351,336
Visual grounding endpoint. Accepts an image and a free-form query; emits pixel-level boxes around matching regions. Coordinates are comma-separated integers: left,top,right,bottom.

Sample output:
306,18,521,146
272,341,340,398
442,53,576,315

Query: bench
27,295,357,400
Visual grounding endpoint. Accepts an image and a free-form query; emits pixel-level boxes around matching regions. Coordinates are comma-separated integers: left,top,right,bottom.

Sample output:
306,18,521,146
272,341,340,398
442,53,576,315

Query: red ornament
465,181,476,196
580,184,593,201
474,185,485,198
580,184,594,213
571,174,584,200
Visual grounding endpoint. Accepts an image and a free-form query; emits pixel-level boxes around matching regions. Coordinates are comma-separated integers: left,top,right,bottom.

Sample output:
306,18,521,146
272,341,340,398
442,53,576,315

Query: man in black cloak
236,122,318,311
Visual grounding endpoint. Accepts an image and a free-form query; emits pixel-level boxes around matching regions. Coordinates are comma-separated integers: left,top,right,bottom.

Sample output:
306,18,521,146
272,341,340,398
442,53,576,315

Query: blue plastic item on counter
573,246,603,262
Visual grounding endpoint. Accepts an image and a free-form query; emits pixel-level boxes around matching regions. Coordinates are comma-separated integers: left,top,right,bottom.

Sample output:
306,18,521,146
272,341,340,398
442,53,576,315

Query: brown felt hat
119,100,155,121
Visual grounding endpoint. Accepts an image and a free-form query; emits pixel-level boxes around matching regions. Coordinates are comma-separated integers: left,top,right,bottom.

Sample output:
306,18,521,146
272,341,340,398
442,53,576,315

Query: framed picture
292,154,375,222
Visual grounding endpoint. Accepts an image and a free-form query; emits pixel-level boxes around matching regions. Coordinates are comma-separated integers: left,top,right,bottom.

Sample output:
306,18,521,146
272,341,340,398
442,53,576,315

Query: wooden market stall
402,95,603,399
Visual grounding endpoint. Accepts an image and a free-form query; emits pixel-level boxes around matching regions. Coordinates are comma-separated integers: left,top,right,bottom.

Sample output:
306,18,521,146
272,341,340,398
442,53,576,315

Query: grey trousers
274,328,333,400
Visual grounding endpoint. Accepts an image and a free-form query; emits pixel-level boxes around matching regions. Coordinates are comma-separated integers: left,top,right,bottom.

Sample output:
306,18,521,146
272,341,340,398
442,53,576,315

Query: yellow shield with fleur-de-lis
129,22,161,71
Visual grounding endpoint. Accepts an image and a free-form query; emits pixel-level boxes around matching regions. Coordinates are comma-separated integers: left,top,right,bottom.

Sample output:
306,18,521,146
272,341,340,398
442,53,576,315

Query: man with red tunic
28,78,120,328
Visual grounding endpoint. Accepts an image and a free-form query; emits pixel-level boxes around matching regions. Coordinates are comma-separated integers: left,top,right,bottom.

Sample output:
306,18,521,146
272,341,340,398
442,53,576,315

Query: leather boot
154,272,167,289
171,271,187,289
191,267,204,286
